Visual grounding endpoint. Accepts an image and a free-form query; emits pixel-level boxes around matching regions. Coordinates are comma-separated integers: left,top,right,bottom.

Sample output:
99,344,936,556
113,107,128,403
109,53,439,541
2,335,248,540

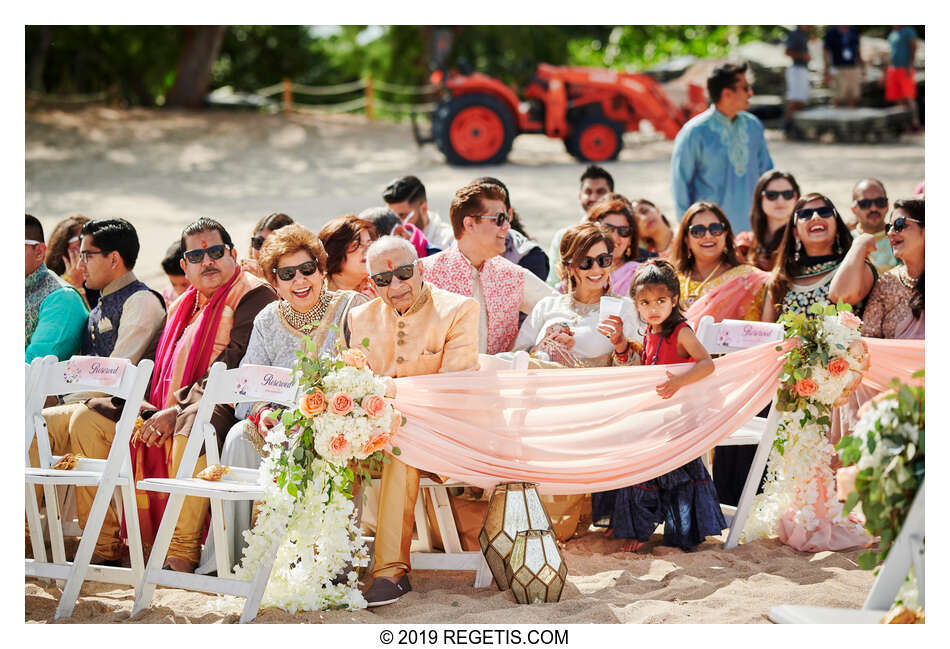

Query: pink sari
684,265,769,324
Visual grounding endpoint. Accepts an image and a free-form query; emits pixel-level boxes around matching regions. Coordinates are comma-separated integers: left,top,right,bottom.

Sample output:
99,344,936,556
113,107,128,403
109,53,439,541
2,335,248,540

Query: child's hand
655,370,682,399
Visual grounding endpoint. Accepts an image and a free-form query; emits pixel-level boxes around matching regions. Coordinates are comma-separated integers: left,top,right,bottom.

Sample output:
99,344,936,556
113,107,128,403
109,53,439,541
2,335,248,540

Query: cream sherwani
347,284,478,578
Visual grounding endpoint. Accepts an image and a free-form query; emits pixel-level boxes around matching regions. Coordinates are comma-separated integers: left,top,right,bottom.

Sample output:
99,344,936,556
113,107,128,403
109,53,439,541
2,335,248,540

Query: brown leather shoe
365,574,412,607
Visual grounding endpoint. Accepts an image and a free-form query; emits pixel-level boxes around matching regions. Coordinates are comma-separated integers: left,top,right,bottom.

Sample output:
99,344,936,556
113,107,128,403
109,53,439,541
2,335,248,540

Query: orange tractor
415,63,707,165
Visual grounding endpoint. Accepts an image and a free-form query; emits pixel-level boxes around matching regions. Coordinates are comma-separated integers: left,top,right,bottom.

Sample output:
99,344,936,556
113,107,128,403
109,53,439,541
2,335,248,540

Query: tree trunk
165,25,227,109
28,26,53,92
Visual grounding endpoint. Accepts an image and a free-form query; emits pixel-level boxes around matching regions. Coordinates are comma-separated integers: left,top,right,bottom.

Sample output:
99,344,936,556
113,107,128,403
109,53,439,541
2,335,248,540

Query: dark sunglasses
763,189,796,201
576,253,613,270
370,263,415,287
600,222,634,238
853,197,889,210
884,216,922,234
795,206,836,222
471,211,511,227
274,260,319,281
183,244,230,264
250,236,265,250
688,223,726,238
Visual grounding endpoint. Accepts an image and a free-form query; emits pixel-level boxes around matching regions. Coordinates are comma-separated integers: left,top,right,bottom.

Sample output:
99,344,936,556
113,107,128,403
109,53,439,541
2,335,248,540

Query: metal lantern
478,482,552,590
506,529,568,604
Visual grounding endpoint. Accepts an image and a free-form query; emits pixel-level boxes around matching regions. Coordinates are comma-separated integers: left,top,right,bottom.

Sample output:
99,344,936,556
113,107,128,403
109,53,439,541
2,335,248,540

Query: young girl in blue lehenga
592,260,726,552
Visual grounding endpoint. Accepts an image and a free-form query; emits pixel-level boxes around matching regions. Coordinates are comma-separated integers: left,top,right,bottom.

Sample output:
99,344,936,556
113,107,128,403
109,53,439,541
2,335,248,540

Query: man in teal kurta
671,62,773,233
26,214,88,361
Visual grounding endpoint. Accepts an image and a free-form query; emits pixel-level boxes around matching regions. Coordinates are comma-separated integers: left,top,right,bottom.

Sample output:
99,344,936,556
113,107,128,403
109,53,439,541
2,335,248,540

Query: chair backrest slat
39,356,146,400
694,315,784,355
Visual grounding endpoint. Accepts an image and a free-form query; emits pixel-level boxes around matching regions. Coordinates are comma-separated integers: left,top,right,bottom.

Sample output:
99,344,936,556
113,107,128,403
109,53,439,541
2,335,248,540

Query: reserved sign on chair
716,320,784,349
63,357,126,388
234,365,297,403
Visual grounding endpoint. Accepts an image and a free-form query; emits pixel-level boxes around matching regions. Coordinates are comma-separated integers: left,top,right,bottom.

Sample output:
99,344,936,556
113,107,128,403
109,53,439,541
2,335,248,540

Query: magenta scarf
148,266,241,408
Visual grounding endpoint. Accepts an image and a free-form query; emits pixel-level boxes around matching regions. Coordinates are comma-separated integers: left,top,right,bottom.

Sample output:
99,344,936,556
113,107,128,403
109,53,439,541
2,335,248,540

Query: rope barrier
290,79,367,96
293,96,369,114
372,80,437,95
254,83,286,98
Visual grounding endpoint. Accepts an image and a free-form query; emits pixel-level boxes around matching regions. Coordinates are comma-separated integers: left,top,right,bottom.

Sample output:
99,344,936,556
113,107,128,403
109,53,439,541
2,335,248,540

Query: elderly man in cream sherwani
346,235,478,607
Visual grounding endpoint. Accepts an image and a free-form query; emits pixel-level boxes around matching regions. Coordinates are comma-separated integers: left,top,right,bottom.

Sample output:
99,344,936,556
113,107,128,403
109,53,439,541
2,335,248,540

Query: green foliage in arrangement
837,371,924,570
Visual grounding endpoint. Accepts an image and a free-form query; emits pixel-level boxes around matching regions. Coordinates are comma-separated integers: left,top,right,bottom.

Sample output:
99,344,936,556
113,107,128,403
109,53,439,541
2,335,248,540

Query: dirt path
27,107,924,288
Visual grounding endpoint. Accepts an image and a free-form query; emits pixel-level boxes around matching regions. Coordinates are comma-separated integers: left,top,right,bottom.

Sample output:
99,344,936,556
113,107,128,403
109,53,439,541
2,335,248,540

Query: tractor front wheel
434,93,516,166
565,115,624,162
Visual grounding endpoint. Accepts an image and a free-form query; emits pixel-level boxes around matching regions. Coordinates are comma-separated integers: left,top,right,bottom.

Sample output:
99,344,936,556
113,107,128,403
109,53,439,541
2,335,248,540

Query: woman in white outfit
197,224,367,574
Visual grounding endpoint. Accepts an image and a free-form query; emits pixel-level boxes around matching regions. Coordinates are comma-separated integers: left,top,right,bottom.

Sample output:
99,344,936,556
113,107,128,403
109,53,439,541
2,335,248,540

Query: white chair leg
43,483,67,587
474,554,493,589
413,490,433,552
239,531,282,623
55,480,116,619
210,497,231,578
121,483,146,584
430,486,462,554
724,407,780,550
131,492,186,617
25,485,49,568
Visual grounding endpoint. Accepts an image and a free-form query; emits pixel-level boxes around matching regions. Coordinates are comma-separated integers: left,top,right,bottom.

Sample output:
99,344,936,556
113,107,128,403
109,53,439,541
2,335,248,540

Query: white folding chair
769,481,924,623
25,356,55,570
405,352,530,588
25,355,153,619
132,362,297,623
693,316,785,547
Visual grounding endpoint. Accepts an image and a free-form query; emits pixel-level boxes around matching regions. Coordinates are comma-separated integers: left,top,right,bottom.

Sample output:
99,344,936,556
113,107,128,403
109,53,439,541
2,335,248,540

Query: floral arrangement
743,303,870,545
233,334,403,612
836,373,924,570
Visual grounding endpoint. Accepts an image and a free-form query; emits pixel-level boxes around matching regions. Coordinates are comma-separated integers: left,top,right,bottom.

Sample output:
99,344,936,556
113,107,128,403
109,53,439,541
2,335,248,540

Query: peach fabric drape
391,339,924,494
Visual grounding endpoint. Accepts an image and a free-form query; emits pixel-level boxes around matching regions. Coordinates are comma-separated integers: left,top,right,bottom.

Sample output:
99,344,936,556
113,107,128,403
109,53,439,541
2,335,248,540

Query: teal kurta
25,264,89,362
671,106,773,232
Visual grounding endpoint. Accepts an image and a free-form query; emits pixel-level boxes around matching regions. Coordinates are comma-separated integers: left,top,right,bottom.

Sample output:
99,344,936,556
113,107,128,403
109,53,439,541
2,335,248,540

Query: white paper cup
599,296,623,320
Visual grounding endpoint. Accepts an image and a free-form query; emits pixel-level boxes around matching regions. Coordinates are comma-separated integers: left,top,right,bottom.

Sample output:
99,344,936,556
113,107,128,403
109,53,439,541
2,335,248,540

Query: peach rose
361,429,391,455
329,391,354,416
299,390,326,417
795,377,819,397
362,394,386,418
329,433,351,456
340,348,368,370
827,357,850,378
839,311,862,331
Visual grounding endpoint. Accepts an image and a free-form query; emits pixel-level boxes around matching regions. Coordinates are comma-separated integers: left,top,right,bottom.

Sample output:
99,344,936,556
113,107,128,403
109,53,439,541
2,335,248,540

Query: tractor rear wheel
565,114,624,162
434,93,516,166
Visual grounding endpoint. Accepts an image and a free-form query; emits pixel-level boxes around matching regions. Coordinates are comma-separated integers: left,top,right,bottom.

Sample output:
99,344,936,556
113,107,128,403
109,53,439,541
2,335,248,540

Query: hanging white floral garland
742,305,871,548
230,341,403,612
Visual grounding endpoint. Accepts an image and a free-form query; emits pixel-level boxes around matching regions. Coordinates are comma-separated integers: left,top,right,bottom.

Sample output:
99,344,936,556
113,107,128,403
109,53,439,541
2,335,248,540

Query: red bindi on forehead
201,239,208,249
385,259,394,270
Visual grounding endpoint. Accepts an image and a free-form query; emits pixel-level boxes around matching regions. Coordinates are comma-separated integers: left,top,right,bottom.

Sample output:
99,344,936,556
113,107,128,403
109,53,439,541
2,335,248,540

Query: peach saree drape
391,339,924,495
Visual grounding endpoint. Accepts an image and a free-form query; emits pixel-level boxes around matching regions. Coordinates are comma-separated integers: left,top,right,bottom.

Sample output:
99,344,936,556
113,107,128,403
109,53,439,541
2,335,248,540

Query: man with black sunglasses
70,217,277,571
422,181,555,355
347,236,479,606
850,178,898,272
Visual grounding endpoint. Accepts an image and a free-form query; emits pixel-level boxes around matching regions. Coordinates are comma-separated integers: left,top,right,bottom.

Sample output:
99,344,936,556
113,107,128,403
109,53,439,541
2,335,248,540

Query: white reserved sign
234,365,297,404
716,320,784,348
63,356,126,387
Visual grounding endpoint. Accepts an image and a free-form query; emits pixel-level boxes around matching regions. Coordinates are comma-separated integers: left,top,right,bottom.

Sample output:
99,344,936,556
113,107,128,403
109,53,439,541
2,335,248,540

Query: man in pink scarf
422,181,554,354
72,218,276,571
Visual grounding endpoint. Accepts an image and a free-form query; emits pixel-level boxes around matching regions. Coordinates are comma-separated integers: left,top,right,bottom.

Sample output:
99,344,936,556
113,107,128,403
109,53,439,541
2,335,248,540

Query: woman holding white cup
512,222,642,368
